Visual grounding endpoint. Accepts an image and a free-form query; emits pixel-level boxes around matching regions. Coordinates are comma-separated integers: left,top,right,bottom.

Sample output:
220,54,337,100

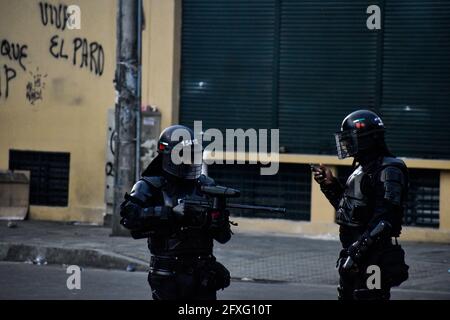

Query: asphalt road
1,262,449,300
2,221,450,293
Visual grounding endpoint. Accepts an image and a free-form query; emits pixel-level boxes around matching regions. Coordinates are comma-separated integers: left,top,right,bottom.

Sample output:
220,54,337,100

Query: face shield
335,128,386,160
334,130,358,160
162,140,203,179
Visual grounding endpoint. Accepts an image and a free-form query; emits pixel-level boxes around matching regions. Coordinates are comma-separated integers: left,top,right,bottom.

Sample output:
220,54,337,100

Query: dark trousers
338,272,391,300
148,271,217,300
337,248,392,300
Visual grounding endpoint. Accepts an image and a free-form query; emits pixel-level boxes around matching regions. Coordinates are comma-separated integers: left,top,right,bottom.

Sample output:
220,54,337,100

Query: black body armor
121,174,231,256
321,156,410,300
322,110,410,300
336,157,407,230
148,175,220,257
120,124,232,300
120,172,232,300
336,165,370,228
322,156,408,244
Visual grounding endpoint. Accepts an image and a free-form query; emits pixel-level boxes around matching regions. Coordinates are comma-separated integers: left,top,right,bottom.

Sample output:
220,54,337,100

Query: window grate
9,150,70,207
405,170,439,228
208,163,311,221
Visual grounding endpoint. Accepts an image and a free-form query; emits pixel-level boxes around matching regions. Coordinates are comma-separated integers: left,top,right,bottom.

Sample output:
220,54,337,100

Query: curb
0,242,149,272
0,242,281,283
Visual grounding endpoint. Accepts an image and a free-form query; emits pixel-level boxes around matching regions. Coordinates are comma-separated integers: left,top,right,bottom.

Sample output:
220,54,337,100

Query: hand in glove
311,164,335,185
120,194,172,229
120,200,143,230
338,240,366,276
172,202,186,217
209,209,229,227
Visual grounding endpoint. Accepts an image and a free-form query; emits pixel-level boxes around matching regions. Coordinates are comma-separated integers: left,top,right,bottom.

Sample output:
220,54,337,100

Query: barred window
9,150,70,207
208,163,311,221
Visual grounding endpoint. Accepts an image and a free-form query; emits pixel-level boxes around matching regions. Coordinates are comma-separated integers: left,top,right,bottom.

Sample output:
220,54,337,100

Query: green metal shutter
278,0,382,154
180,0,277,130
180,1,312,220
381,0,450,159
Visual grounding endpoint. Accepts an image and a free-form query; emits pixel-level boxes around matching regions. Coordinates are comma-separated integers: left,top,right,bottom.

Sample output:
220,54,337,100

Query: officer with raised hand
312,110,409,300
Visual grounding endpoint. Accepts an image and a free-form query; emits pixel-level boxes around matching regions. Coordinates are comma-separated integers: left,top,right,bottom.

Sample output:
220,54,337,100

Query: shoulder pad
198,174,216,186
129,179,154,204
380,166,405,184
381,157,407,170
140,176,164,189
380,166,406,206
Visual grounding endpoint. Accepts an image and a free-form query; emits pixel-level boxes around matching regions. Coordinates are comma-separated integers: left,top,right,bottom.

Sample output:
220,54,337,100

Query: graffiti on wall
40,1,105,76
39,2,81,31
49,35,105,76
0,39,28,72
39,2,72,31
0,64,17,101
104,109,116,205
26,68,47,105
0,38,28,101
1,2,108,103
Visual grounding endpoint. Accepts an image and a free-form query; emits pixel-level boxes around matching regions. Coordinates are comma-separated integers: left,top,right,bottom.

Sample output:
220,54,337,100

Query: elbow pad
380,166,406,207
129,179,153,205
120,178,170,230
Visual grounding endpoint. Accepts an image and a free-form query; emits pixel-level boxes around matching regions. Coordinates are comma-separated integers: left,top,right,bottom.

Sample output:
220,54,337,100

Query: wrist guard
343,220,392,270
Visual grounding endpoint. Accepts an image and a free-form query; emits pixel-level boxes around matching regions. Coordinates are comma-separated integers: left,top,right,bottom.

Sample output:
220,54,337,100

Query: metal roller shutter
381,0,450,159
180,0,277,131
278,0,382,154
180,1,449,223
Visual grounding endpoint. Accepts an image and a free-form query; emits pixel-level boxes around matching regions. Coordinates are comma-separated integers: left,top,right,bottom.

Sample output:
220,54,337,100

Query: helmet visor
334,130,358,160
162,145,203,179
162,160,203,179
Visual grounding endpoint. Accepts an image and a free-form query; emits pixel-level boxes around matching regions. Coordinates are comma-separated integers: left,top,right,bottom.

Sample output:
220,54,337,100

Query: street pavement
1,220,450,299
1,262,450,300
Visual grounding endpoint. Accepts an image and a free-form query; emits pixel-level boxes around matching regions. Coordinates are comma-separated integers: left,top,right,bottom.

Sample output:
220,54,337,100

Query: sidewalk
1,220,449,294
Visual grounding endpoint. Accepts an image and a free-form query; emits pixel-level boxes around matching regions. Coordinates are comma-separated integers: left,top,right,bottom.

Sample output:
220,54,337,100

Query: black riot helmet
157,125,203,179
335,109,386,160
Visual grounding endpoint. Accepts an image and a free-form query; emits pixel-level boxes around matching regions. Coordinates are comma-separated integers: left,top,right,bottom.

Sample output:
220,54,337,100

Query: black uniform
120,125,232,300
318,110,409,300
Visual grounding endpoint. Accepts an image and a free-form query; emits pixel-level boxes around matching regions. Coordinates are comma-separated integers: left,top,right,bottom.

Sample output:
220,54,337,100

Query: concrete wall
142,0,181,130
0,0,181,223
0,0,116,223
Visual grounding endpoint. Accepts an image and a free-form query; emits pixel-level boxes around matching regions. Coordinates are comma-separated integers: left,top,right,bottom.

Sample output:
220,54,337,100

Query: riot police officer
119,125,232,300
312,110,409,300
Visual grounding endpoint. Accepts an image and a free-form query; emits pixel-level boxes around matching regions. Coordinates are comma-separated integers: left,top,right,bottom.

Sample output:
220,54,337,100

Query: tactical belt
150,254,214,274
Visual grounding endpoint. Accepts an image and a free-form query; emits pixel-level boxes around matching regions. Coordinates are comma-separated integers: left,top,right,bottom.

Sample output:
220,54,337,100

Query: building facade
0,0,178,223
1,0,449,241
